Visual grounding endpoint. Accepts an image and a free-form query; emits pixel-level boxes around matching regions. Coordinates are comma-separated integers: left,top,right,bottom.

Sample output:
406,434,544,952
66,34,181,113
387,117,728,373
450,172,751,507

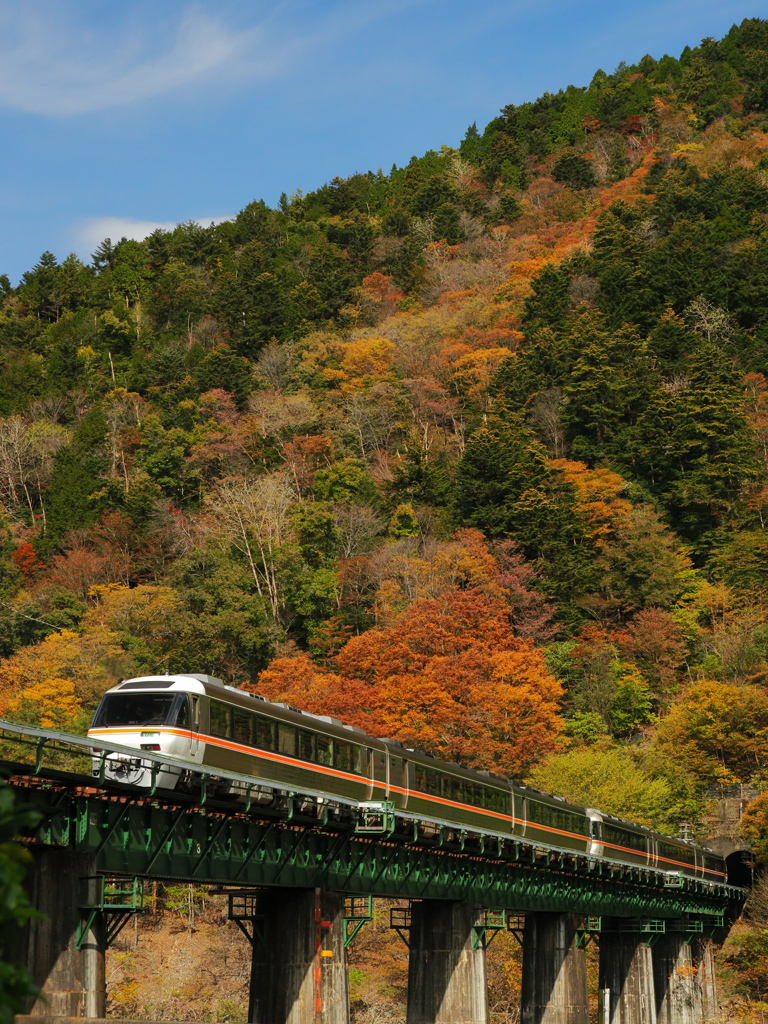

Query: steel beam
12,783,743,920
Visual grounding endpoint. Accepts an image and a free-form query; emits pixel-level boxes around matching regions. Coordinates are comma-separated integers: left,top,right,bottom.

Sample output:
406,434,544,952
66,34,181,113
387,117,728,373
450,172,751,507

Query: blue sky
0,0,763,283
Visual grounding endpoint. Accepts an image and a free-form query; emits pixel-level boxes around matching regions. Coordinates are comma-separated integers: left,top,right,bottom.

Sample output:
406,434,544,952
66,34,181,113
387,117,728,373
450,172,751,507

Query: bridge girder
12,780,742,923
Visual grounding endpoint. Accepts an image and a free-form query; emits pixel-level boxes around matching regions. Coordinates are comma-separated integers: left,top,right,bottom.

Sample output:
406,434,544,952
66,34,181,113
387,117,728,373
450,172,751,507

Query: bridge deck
1,719,746,922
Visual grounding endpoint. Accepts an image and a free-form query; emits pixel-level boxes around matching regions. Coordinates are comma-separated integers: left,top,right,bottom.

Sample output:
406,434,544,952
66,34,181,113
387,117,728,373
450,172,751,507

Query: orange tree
255,587,563,778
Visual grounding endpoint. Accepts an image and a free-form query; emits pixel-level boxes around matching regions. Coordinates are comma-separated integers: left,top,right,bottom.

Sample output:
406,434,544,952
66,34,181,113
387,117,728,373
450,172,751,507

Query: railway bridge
2,720,747,1024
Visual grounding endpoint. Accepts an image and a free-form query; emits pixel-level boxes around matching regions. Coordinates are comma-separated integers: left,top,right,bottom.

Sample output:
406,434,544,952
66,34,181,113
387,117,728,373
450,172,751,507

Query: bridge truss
1,719,746,923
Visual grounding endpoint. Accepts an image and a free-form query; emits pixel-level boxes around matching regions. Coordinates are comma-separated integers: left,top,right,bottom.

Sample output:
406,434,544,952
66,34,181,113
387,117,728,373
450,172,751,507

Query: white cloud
0,0,441,117
0,4,281,116
77,215,232,256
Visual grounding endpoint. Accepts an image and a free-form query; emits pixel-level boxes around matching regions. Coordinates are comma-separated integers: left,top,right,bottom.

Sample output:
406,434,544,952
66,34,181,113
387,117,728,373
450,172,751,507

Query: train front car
87,674,205,788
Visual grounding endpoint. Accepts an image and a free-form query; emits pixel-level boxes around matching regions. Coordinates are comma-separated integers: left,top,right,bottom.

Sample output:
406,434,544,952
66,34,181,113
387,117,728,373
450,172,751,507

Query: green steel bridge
5,718,750,1024
1,718,745,923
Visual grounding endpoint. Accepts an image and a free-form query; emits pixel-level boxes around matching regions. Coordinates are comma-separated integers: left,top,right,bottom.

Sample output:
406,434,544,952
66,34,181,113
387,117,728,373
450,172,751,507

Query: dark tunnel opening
726,850,754,889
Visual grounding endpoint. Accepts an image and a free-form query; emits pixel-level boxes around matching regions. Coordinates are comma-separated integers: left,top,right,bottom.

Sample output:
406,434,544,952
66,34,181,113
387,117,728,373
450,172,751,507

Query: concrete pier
19,848,105,1017
249,888,349,1024
406,900,487,1024
520,913,589,1024
653,934,701,1024
696,940,719,1022
599,930,657,1024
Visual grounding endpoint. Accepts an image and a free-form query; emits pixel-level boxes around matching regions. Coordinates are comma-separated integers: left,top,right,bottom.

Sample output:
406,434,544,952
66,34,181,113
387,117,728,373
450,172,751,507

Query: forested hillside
4,18,768,854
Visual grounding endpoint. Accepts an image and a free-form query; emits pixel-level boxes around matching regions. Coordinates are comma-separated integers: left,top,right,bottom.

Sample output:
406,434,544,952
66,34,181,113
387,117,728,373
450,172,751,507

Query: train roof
102,675,723,857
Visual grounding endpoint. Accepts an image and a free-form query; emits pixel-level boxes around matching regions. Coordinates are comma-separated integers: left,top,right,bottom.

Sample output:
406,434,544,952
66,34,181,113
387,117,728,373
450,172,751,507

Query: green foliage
591,505,696,616
193,347,254,408
454,414,596,615
38,448,103,555
606,138,631,182
551,153,598,190
526,745,680,832
172,555,276,681
562,712,607,744
0,784,40,1022
314,459,378,505
291,503,338,566
388,503,420,538
608,672,654,736
159,882,210,919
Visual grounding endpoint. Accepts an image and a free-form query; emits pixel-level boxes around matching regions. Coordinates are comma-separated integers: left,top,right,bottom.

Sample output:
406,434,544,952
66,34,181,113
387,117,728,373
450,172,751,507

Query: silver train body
87,673,728,884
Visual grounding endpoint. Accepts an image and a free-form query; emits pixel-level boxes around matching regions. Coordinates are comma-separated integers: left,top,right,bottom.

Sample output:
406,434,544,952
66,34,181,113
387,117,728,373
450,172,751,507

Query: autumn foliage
255,587,563,777
0,25,767,838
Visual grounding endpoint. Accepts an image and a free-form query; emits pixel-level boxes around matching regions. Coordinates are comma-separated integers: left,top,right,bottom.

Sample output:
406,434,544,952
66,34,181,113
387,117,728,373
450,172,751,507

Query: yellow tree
654,680,768,784
0,625,127,714
549,459,632,543
0,677,82,731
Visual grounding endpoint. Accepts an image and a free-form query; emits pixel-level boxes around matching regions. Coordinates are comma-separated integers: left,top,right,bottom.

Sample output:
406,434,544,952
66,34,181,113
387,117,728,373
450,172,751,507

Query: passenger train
87,673,728,884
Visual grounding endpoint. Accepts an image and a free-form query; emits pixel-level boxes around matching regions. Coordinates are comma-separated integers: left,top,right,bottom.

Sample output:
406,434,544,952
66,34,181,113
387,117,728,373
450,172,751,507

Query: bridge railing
0,717,360,815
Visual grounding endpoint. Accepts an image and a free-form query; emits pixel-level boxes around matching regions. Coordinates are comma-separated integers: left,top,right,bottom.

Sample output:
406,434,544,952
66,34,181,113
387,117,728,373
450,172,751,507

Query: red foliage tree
11,542,46,581
256,587,564,777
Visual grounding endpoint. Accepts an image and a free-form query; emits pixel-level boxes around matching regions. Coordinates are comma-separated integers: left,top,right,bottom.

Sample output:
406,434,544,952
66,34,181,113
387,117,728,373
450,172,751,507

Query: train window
448,776,462,803
414,764,426,791
602,824,646,853
254,716,276,751
317,736,333,766
335,742,351,771
233,708,252,745
91,694,177,728
172,696,190,729
527,800,543,823
351,745,362,774
298,729,315,763
658,840,694,866
489,789,507,814
209,700,231,739
371,750,386,782
426,768,441,797
528,801,589,836
278,724,296,757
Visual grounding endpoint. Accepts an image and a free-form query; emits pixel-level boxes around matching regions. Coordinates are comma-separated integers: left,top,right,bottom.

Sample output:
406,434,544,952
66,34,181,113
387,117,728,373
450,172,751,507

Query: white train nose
105,753,147,785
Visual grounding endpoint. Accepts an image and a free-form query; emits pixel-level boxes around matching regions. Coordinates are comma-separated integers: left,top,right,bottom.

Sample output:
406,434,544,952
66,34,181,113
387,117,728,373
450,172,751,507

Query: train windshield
91,693,187,729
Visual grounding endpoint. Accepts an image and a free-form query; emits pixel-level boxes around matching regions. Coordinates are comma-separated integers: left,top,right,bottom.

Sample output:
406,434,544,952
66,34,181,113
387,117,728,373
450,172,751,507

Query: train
87,672,728,884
